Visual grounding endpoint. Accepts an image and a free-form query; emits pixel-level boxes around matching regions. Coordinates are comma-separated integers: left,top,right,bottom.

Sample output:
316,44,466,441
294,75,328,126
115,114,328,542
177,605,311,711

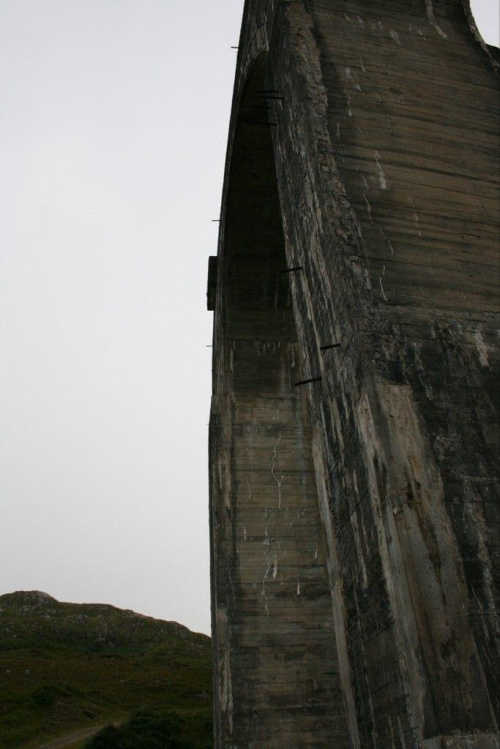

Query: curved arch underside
210,60,351,746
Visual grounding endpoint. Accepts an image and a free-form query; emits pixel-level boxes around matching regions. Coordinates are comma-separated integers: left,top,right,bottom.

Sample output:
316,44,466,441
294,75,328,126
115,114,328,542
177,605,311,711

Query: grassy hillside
0,591,212,748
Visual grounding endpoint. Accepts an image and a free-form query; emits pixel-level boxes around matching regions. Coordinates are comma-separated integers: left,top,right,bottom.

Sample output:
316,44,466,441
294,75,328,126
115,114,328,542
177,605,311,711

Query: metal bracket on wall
281,266,303,274
294,376,322,387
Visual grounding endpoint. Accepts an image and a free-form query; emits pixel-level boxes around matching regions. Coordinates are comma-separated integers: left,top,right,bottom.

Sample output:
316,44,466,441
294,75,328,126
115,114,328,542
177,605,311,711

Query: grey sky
0,1,498,637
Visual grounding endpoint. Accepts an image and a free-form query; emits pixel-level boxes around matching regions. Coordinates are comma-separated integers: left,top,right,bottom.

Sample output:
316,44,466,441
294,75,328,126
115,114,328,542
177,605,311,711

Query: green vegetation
0,591,212,748
85,709,212,748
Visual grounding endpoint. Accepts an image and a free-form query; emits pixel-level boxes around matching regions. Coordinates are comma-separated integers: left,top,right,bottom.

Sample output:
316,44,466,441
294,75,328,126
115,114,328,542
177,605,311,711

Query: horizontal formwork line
357,256,500,281
228,689,344,700
215,524,321,528
228,482,317,491
336,137,498,171
330,125,498,165
217,560,328,568
226,525,326,531
214,602,334,611
225,621,336,631
307,3,474,35
340,157,498,192
326,105,500,147
224,510,322,518
226,651,338,659
355,227,499,252
358,313,498,331
230,435,314,444
342,180,499,214
312,16,495,64
215,489,320,497
328,135,499,170
352,248,500,273
320,52,500,98
219,582,329,590
230,683,343,691
229,711,345,723
227,644,337,648
359,254,500,277
229,649,339,657
226,618,336,626
215,528,325,535
315,30,498,77
223,628,336,638
324,97,500,135
215,586,332,595
361,277,499,300
230,468,317,477
230,467,316,474
226,637,337,644
217,529,325,537
224,679,342,689
225,624,335,628
330,82,499,119
223,586,331,594
227,686,343,698
223,518,323,525
334,163,500,205
333,153,499,194
230,427,313,437
218,394,298,400
233,534,325,541
351,210,499,235
322,62,500,100
231,442,314,451
227,618,336,626
228,480,317,488
226,417,302,425
350,223,499,248
216,544,324,548
224,621,336,629
231,462,316,471
214,498,321,506
229,613,336,622
215,507,321,515
220,547,326,554
215,563,326,570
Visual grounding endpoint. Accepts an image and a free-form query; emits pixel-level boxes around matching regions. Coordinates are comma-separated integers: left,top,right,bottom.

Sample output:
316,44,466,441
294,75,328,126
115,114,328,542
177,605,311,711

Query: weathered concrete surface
209,1,499,747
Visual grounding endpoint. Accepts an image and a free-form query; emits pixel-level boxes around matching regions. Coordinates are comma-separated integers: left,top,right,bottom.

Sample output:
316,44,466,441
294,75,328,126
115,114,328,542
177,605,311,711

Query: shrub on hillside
85,709,212,749
29,683,77,710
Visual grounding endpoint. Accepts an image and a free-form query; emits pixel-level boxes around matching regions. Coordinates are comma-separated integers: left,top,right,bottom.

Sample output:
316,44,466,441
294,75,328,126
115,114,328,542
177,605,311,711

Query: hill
0,591,212,748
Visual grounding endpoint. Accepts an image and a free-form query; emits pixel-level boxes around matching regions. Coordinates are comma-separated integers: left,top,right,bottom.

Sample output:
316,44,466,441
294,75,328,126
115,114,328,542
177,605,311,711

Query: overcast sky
0,1,498,637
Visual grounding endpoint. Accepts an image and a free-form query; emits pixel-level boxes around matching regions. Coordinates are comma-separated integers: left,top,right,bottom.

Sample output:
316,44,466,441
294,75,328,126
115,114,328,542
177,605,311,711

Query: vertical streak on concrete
312,426,362,749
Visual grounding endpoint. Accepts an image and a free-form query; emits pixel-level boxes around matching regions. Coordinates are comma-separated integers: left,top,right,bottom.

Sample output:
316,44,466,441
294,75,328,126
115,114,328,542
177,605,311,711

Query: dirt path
31,718,124,749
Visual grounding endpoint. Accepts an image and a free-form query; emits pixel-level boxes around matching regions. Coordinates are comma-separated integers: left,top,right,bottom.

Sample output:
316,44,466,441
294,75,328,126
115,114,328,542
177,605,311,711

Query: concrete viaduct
207,1,499,746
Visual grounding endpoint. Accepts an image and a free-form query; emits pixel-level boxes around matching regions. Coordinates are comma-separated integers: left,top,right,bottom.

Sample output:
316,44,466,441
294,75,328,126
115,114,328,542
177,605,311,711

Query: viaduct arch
208,2,499,747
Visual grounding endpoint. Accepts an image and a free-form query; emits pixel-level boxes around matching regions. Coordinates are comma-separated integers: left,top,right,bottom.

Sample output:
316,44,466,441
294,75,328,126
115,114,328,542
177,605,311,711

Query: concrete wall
209,2,499,747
